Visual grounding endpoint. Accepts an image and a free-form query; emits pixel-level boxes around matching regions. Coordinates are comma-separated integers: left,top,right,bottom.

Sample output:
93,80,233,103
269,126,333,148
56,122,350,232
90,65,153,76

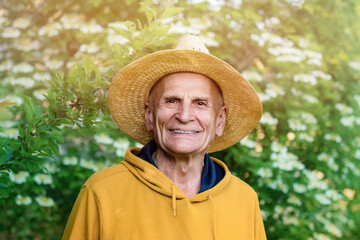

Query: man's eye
197,101,207,106
166,99,176,104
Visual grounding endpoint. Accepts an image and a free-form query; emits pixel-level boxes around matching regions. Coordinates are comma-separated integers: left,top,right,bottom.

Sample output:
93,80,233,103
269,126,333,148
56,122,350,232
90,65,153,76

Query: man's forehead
149,72,222,98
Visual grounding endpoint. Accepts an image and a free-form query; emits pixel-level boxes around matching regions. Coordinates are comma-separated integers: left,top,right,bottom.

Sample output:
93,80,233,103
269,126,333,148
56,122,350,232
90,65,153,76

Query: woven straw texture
108,49,262,153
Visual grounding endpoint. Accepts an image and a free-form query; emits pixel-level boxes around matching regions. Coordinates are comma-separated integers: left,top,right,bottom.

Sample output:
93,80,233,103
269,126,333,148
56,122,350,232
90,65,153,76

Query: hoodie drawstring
171,184,177,217
208,195,218,240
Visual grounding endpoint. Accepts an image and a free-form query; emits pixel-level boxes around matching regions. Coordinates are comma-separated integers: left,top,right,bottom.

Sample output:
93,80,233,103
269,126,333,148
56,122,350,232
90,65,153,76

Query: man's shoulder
84,162,129,188
228,175,258,199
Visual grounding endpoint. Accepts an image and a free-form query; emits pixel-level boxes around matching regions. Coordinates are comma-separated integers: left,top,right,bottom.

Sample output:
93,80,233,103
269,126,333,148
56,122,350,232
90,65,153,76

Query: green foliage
0,0,360,239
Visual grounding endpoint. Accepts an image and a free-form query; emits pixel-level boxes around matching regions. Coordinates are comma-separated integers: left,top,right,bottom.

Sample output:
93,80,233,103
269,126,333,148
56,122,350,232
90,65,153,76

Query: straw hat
108,34,262,153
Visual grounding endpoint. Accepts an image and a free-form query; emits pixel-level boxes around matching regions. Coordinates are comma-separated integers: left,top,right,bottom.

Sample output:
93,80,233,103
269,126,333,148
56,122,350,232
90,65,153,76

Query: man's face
145,72,227,156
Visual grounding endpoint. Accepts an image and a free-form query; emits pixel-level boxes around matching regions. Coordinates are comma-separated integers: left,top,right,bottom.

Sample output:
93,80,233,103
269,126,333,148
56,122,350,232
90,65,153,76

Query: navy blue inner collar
135,140,225,193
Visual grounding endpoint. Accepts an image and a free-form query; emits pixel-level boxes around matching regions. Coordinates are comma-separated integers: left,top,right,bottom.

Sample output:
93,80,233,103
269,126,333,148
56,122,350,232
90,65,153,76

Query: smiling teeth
172,130,197,134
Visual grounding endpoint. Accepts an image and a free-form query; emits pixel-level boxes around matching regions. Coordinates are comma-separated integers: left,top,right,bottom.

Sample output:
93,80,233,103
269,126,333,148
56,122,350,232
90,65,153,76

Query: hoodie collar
135,140,225,193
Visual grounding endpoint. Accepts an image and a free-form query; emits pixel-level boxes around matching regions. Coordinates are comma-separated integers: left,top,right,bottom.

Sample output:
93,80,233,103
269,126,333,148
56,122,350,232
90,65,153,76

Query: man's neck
153,149,204,198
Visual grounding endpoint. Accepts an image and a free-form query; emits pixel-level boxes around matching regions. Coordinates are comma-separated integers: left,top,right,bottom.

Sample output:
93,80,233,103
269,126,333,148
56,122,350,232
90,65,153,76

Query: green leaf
0,188,9,198
0,138,10,148
161,7,184,19
139,2,156,25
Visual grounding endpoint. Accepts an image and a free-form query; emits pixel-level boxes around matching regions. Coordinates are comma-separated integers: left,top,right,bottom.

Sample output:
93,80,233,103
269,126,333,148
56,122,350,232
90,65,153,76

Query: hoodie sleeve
62,186,101,240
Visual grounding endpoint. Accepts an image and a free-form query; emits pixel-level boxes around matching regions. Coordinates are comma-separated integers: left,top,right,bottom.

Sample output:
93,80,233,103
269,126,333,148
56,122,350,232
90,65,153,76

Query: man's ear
144,102,153,132
215,106,227,137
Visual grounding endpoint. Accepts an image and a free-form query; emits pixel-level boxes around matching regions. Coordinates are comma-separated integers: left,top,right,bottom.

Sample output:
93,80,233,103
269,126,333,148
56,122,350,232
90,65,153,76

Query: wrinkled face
145,72,227,156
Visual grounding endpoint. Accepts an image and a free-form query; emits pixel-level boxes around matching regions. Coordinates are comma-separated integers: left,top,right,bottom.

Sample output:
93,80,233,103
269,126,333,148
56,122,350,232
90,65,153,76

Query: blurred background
0,0,359,239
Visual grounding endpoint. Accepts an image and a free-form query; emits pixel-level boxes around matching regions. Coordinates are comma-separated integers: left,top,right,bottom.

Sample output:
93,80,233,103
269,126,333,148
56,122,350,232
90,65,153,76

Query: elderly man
62,35,266,240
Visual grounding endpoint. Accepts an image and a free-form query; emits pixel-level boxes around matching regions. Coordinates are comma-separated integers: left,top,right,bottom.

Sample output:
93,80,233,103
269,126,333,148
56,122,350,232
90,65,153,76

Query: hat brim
108,49,262,153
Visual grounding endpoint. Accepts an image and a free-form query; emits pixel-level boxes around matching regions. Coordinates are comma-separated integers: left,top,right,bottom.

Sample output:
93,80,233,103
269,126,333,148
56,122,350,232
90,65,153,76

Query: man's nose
176,102,195,122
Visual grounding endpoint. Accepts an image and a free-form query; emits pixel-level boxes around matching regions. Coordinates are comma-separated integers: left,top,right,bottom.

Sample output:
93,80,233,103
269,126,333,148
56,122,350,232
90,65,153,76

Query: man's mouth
170,129,199,134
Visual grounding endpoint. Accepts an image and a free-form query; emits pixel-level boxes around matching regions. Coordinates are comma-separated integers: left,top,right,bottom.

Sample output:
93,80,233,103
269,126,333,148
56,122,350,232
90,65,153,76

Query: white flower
325,189,342,201
271,141,286,153
335,103,353,114
258,92,271,102
33,72,51,82
0,16,7,26
240,136,256,148
0,120,17,128
15,195,32,205
45,59,64,69
60,14,82,30
80,158,97,171
251,34,265,47
293,183,307,193
10,77,35,88
311,70,331,80
80,20,103,34
317,153,333,162
107,21,128,31
33,89,47,101
107,32,129,46
257,167,273,178
34,173,52,185
354,95,360,106
187,17,212,31
0,95,23,106
283,216,300,225
94,133,113,145
304,170,328,190
327,157,339,171
63,156,78,166
265,17,280,26
12,62,34,73
36,195,55,207
9,171,29,184
16,38,40,51
271,151,303,171
300,112,317,124
2,27,21,38
286,0,304,8
302,94,319,104
242,70,263,82
315,193,331,205
349,60,360,70
304,50,322,59
276,55,303,63
293,73,317,85
201,35,219,47
313,233,331,240
298,132,314,142
116,148,127,158
0,59,13,71
45,162,57,173
340,116,355,127
260,112,278,126
93,161,109,171
307,58,322,66
299,38,310,48
324,133,341,143
0,128,19,139
38,22,62,37
325,223,342,237
355,150,360,160
288,118,306,131
113,138,130,150
79,42,99,54
265,83,285,98
13,17,31,28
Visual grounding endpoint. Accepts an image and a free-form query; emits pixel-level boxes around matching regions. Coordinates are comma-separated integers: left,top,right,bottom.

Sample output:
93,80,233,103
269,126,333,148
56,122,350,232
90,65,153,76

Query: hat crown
175,34,210,54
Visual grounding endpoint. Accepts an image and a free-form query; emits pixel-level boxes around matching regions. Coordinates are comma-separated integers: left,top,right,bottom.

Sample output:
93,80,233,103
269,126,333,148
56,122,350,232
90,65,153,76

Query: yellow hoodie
62,147,266,240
